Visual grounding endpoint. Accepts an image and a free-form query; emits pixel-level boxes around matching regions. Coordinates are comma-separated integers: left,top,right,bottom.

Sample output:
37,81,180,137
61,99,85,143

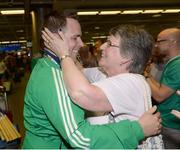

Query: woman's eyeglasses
106,40,120,48
156,39,168,43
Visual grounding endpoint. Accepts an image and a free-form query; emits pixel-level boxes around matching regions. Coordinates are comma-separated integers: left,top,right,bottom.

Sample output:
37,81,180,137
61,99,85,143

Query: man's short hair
43,10,78,33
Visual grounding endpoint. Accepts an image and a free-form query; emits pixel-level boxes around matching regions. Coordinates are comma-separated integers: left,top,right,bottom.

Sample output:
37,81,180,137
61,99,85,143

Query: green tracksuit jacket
158,56,180,129
22,57,144,149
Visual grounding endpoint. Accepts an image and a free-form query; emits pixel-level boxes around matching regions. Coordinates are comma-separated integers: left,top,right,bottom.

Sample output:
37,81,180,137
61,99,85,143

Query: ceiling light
19,40,27,43
1,41,10,44
16,30,24,33
142,10,163,14
19,37,25,40
21,46,26,49
152,14,162,17
92,36,107,39
162,9,180,13
77,11,98,15
1,9,24,15
99,11,121,15
11,41,19,43
95,26,100,30
122,10,143,14
85,42,94,45
77,9,180,16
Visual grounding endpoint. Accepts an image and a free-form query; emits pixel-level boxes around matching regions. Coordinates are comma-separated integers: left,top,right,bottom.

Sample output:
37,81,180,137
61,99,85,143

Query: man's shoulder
30,58,58,80
166,56,180,67
34,57,60,71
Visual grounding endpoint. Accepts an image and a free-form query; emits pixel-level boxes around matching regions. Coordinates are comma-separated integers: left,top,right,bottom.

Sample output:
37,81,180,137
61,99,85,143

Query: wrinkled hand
41,27,69,57
138,106,162,137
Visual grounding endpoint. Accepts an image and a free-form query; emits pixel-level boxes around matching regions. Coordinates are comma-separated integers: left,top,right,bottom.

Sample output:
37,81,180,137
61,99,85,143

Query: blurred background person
78,45,98,68
146,28,180,149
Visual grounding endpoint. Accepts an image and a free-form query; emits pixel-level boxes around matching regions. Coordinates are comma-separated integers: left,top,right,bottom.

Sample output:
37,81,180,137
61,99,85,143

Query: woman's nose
100,42,107,51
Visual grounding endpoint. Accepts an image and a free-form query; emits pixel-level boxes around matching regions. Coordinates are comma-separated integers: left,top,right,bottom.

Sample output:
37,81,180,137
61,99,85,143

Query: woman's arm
42,28,112,112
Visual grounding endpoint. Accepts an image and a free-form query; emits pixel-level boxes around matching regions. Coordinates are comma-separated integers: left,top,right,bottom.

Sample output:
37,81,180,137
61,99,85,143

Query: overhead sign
0,44,21,52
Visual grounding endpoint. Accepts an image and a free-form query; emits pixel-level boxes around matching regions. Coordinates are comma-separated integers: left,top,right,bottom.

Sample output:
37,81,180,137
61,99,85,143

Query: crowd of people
0,51,31,92
21,10,180,149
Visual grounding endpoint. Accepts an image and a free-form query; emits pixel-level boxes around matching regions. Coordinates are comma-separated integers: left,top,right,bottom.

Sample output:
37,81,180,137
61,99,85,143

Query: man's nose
78,38,84,47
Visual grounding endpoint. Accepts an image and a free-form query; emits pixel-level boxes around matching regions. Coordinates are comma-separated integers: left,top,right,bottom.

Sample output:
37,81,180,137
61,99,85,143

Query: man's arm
146,77,175,103
40,68,142,149
42,75,161,149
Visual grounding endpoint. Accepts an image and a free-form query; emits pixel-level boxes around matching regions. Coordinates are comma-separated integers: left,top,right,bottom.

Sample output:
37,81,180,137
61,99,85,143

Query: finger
42,30,52,43
171,110,179,114
58,30,66,41
177,90,180,95
41,31,46,40
44,27,54,40
42,32,52,46
42,32,48,42
57,30,63,40
157,124,162,134
147,105,157,114
157,128,161,134
171,110,180,117
159,123,162,129
44,42,51,50
42,36,51,48
154,112,161,119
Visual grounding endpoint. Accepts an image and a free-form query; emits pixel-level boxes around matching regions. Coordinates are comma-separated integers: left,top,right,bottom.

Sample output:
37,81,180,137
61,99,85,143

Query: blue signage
0,44,21,52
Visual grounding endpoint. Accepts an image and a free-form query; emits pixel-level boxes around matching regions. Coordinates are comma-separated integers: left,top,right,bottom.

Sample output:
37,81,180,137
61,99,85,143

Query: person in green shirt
23,10,161,149
147,28,180,148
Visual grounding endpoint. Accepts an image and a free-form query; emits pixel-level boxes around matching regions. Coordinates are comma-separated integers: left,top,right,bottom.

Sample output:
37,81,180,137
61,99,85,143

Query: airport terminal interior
0,0,180,148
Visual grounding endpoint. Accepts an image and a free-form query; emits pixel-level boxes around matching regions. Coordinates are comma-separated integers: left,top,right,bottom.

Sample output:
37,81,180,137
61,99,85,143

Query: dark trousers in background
162,127,180,149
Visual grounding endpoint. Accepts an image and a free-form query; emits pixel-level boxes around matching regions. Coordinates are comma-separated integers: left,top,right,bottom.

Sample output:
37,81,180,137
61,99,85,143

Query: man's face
63,18,83,60
155,32,171,56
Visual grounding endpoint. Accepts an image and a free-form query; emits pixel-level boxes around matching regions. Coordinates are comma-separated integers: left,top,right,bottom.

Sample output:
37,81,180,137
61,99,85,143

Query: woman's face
98,35,129,75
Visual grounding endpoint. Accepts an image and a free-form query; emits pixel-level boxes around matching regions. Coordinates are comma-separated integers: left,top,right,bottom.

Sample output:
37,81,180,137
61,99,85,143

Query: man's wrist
132,121,145,141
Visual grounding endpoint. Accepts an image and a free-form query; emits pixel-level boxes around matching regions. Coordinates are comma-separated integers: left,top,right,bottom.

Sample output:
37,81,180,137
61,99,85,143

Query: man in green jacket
23,11,161,149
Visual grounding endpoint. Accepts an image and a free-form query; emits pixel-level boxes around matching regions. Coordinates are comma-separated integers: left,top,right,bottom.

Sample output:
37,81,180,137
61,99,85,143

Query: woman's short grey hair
109,25,154,74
